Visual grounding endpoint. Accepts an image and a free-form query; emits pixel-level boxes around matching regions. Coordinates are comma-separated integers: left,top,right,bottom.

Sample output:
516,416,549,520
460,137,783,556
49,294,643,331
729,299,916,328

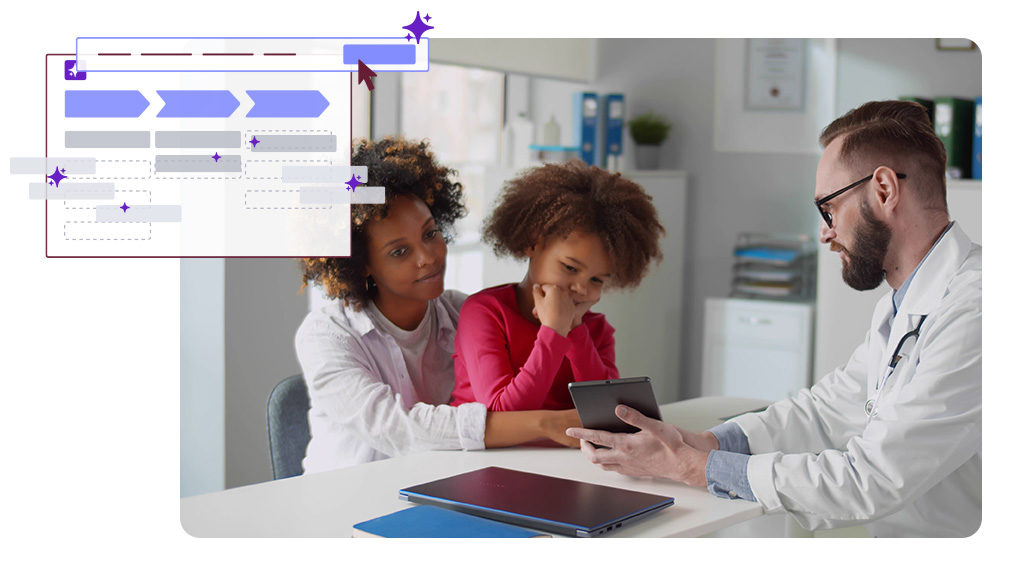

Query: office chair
267,374,311,480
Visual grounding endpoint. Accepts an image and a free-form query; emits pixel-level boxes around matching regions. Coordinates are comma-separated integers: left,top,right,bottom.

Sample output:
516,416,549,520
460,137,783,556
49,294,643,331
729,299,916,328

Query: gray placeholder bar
281,165,368,183
10,157,97,175
96,204,182,223
251,134,337,153
28,182,116,200
65,131,150,149
299,186,385,204
156,131,241,149
155,155,241,173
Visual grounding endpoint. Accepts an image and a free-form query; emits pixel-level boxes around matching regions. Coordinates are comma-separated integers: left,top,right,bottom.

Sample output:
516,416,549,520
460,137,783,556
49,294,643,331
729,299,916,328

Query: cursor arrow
357,59,377,92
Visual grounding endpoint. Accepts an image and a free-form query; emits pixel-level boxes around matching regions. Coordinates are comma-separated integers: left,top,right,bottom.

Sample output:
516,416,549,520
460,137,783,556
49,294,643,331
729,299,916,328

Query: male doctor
567,100,982,537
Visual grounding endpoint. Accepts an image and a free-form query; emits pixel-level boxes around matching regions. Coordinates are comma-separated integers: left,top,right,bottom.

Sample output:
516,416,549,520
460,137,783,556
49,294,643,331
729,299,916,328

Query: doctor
567,100,982,537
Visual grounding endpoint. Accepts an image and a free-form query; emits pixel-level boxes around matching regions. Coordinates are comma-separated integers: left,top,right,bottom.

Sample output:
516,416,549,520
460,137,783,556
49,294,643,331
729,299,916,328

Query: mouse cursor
357,60,377,91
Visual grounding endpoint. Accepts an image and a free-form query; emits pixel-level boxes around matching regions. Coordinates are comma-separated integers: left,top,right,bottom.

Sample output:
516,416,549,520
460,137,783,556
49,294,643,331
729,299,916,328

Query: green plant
628,112,672,146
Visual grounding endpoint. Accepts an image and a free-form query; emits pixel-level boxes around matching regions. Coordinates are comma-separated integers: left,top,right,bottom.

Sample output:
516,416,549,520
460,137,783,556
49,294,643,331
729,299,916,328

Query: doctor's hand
566,405,710,488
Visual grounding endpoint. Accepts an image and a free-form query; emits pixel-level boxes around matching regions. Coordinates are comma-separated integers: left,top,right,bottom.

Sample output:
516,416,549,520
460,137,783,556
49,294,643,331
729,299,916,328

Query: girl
295,137,580,474
450,160,665,411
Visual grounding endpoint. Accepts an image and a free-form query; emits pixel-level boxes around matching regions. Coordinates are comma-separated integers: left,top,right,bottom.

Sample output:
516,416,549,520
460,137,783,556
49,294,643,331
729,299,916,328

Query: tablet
568,377,662,433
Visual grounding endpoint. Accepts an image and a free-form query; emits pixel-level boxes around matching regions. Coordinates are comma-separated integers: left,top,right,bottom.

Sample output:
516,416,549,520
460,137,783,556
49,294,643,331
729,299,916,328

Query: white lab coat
732,222,981,537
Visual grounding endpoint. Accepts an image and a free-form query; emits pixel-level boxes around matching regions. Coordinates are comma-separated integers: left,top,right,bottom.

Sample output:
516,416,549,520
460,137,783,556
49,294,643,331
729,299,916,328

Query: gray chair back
267,374,311,480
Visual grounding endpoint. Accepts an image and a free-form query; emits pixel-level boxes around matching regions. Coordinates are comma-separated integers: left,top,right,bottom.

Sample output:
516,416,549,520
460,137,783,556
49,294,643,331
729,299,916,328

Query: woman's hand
532,284,575,337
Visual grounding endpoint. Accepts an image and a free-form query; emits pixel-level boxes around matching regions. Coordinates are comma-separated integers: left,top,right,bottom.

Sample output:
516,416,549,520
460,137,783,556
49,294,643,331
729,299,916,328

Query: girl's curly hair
483,160,664,288
300,137,466,308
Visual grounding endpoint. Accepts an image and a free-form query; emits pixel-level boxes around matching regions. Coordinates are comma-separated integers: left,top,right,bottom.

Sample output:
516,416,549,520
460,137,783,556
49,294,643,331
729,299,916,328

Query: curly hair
483,160,664,289
300,136,466,308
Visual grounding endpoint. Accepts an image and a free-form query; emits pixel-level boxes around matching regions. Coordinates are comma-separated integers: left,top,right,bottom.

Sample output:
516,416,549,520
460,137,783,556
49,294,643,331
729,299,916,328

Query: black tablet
568,377,662,434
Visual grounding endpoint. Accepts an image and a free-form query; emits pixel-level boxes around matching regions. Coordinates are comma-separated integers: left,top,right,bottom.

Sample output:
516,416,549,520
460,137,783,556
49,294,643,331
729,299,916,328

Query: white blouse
294,290,486,474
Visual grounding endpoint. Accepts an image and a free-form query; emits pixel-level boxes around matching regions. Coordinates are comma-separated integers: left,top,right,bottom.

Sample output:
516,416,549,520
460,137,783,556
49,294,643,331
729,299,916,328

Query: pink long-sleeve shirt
450,283,619,411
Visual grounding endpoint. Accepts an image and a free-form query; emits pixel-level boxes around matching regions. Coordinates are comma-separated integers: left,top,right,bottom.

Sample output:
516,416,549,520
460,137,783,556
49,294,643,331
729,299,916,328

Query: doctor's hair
482,160,665,289
299,136,466,308
819,100,948,210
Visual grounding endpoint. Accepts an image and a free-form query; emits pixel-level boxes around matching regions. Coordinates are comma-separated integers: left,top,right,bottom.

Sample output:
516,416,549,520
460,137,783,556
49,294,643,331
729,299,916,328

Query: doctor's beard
839,201,892,291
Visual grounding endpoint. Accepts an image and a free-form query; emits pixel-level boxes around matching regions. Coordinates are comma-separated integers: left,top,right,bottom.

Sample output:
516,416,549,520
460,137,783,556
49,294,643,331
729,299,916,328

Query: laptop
398,466,674,537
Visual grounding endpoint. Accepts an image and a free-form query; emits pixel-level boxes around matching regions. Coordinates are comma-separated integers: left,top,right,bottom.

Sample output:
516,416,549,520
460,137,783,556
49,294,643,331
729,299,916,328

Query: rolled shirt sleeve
454,401,487,451
705,421,756,501
706,450,756,501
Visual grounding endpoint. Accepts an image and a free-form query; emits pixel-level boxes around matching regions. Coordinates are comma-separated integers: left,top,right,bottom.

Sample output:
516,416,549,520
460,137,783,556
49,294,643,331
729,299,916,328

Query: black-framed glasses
814,172,906,228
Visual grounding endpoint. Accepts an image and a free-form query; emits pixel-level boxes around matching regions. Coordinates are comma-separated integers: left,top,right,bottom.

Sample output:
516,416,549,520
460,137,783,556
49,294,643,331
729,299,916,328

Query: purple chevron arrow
245,90,330,118
157,90,240,118
65,90,150,118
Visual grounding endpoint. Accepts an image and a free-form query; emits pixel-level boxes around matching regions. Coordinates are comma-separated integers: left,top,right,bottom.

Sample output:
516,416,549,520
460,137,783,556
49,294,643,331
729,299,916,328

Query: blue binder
972,97,982,180
574,92,599,166
601,94,625,169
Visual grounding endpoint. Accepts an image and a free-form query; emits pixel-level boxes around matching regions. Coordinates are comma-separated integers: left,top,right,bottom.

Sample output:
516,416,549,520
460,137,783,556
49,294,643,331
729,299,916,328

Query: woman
295,136,580,474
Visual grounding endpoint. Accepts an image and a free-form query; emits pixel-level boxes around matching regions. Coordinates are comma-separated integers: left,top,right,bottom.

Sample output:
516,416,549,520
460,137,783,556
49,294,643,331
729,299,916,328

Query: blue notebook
352,505,550,538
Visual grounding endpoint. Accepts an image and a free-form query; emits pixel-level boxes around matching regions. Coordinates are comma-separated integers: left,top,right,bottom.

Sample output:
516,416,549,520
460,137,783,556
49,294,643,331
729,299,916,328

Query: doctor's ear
872,167,904,210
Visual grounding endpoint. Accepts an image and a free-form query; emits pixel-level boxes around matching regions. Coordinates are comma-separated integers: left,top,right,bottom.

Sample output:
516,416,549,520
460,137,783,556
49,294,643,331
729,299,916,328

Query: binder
573,92,599,166
933,97,975,179
972,97,982,180
601,94,625,170
352,504,550,538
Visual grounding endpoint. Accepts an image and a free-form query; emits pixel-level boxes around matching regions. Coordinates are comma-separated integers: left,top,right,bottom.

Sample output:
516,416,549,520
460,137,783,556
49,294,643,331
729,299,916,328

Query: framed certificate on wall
745,39,807,111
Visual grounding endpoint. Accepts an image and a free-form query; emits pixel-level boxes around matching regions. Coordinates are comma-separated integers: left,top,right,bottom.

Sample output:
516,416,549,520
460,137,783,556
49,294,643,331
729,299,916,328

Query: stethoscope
865,314,928,418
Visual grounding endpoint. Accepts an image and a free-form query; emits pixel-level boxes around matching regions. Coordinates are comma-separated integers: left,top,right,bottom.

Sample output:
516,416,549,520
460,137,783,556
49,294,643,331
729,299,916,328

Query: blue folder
352,505,548,538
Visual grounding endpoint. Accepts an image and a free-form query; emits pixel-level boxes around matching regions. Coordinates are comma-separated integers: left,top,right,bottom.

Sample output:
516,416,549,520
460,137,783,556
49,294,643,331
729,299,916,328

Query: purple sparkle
47,167,67,188
249,136,260,148
345,174,363,191
120,202,130,212
212,152,221,162
405,33,413,42
424,13,431,22
402,11,434,44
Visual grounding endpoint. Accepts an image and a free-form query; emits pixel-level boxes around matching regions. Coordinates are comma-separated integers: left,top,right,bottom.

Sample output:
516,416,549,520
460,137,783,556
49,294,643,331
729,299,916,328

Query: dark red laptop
398,466,674,537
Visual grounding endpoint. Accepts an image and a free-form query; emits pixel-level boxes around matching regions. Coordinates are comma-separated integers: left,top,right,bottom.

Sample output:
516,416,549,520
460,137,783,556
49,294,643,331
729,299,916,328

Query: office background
180,38,981,497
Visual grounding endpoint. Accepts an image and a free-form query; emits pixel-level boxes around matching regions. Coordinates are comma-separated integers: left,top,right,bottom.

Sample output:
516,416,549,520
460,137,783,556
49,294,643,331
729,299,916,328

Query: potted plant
628,112,672,170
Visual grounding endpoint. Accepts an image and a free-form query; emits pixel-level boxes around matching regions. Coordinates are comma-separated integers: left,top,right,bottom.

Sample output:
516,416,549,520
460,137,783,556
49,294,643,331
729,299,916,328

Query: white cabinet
702,298,814,401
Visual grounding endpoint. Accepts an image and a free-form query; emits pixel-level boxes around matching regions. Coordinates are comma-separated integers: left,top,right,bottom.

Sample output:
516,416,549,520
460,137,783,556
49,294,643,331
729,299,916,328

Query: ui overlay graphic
14,25,432,257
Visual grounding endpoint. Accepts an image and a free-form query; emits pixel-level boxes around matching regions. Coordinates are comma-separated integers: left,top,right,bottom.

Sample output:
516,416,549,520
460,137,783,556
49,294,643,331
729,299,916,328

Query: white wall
180,259,225,497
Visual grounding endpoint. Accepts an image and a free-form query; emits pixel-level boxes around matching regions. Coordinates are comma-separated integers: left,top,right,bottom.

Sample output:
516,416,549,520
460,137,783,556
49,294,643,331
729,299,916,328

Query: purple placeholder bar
342,44,416,65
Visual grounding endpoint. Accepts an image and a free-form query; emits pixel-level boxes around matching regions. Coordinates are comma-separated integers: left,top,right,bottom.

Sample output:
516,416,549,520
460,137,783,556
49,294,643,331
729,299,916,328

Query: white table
181,396,769,537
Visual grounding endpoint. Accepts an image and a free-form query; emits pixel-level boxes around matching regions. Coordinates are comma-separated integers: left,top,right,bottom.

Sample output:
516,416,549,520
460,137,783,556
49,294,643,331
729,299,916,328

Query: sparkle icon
120,203,130,213
47,167,67,188
249,136,260,148
345,174,363,191
212,152,221,162
402,11,434,44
